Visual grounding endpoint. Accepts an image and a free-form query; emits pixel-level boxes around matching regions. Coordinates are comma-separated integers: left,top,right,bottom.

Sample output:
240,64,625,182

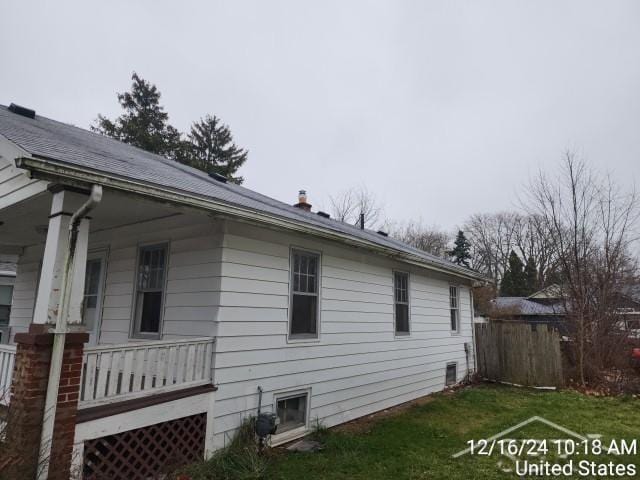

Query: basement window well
276,392,308,434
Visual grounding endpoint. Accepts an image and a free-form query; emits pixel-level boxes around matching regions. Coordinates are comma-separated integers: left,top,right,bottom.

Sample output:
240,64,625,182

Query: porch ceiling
0,188,183,249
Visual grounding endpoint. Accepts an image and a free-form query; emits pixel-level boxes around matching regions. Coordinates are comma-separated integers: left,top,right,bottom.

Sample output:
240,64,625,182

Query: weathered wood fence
475,322,564,387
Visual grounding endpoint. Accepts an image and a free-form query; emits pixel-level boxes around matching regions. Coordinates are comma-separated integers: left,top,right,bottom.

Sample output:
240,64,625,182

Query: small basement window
276,392,308,434
446,362,457,386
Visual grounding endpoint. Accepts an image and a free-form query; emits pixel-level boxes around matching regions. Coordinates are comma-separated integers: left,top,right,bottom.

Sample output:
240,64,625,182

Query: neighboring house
619,284,640,335
490,284,640,337
0,103,484,476
0,258,16,343
490,285,566,331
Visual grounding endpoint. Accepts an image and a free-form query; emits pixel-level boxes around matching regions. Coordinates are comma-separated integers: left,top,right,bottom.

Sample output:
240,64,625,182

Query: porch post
6,186,93,480
32,187,91,326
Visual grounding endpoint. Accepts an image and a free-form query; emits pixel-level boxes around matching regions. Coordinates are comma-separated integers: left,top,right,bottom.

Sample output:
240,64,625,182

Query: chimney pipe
294,189,312,212
359,213,365,230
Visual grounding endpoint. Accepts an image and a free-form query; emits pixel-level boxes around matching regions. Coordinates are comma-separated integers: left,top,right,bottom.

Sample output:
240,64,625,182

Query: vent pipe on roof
359,213,365,230
293,189,312,212
209,172,228,183
9,103,36,119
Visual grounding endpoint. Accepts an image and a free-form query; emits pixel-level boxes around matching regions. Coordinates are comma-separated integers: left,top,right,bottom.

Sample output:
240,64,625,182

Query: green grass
179,385,640,479
266,386,640,480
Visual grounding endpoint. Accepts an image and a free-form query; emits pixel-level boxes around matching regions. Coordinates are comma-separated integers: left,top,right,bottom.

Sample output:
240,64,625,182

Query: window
0,285,12,325
133,244,167,338
83,259,102,312
290,250,319,338
276,393,308,434
0,285,12,343
446,362,457,386
449,286,459,333
394,271,409,334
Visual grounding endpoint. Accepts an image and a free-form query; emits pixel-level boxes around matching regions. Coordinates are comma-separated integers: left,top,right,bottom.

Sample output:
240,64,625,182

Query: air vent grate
8,103,36,119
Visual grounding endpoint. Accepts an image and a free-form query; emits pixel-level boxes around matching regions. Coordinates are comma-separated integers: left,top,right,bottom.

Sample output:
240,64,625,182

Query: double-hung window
394,271,409,335
133,244,167,338
0,285,12,324
290,250,320,338
449,286,459,333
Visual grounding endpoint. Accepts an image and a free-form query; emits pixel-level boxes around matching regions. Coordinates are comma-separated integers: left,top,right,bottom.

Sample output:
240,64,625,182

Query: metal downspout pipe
38,185,103,480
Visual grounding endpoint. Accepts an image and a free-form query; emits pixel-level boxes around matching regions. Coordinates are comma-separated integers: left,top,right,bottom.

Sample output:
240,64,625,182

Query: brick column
6,324,88,480
49,333,87,480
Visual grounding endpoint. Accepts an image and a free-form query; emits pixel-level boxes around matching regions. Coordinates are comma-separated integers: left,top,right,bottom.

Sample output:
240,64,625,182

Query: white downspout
38,185,103,480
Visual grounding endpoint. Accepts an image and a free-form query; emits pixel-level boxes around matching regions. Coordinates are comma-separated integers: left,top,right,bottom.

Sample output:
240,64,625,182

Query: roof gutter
16,156,488,283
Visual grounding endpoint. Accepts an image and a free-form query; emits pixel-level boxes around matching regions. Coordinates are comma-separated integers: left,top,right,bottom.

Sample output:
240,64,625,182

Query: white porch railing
79,337,215,409
0,344,16,406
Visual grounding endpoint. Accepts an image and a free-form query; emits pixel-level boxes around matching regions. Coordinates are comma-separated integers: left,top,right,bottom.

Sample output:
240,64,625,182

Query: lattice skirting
82,413,206,479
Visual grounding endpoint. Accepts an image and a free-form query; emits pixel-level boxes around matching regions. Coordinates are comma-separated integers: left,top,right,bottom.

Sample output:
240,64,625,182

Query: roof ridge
0,104,481,280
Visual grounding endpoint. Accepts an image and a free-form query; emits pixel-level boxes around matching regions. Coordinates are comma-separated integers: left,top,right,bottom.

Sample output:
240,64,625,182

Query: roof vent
208,172,228,183
377,230,388,237
9,103,36,119
317,211,330,219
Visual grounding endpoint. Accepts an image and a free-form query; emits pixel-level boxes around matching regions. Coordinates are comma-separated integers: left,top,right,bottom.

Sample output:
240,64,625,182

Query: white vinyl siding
6,208,475,452
6,244,42,341
211,220,475,449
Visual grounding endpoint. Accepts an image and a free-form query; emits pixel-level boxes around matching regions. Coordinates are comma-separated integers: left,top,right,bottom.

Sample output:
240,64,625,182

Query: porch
0,185,222,479
2,336,216,407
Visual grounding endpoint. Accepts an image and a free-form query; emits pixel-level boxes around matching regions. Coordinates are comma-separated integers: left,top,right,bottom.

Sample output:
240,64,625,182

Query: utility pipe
38,185,103,480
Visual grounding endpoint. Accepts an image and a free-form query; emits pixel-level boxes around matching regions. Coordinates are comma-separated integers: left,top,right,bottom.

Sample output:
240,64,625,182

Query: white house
0,103,484,478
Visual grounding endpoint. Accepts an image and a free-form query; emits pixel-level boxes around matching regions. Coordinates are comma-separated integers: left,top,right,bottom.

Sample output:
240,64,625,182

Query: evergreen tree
500,250,527,296
447,230,472,268
524,256,538,295
92,72,181,157
94,73,249,182
181,115,248,184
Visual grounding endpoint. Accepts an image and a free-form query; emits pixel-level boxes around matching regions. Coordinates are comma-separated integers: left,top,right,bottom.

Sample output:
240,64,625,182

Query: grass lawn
180,385,640,479
264,385,640,479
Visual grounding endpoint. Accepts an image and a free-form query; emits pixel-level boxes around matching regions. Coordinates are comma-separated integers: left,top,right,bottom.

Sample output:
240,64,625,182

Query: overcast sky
1,1,639,231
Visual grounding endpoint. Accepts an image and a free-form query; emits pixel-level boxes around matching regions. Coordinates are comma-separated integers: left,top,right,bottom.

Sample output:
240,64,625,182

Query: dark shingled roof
491,297,565,315
0,104,481,280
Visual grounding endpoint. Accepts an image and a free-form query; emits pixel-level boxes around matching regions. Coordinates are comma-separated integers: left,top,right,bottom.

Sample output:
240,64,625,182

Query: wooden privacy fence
475,322,564,387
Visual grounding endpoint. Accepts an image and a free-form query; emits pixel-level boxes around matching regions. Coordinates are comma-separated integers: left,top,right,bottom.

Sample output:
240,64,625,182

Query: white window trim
449,285,460,335
271,388,312,445
84,247,109,346
287,247,322,343
445,361,458,386
130,241,170,340
393,270,411,337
